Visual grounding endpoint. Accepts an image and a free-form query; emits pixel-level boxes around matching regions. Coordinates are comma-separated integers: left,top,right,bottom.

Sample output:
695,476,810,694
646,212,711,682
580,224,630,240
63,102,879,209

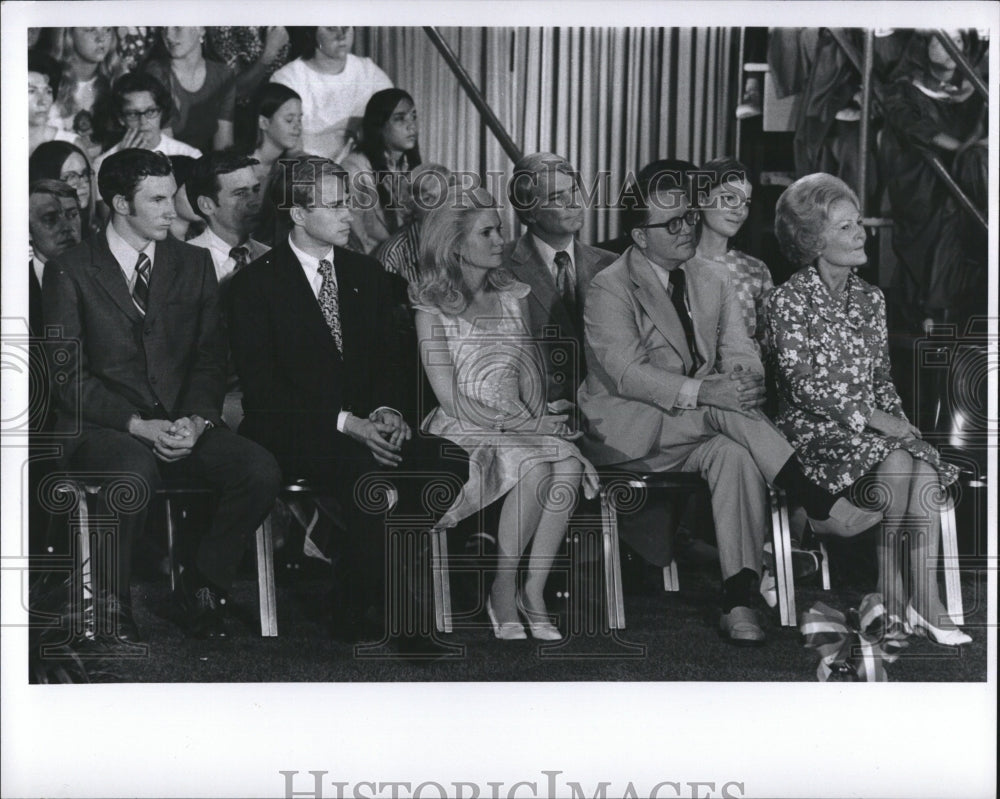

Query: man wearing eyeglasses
578,166,881,645
93,72,201,178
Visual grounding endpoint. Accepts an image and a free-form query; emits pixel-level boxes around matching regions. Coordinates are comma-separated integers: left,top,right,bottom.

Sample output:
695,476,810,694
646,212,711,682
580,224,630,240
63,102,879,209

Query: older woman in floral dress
769,173,969,646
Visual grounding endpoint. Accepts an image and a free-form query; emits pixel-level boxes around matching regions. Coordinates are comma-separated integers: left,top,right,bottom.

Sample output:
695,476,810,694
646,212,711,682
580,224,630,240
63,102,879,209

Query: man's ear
196,195,216,218
111,193,131,217
289,205,306,227
630,227,645,250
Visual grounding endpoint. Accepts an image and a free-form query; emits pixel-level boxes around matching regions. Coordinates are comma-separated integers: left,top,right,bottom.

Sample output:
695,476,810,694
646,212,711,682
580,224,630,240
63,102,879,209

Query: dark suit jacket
42,231,226,442
502,232,616,403
30,262,44,335
227,240,410,468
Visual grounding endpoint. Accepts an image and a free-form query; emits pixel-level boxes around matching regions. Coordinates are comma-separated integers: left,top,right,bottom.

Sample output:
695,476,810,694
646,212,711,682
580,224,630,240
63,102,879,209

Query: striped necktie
317,259,343,353
133,252,151,316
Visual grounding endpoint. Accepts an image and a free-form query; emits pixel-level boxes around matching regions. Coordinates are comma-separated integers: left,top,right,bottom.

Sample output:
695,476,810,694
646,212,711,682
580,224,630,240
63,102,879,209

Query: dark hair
243,81,301,153
358,88,422,212
623,158,697,233
97,148,173,208
168,155,198,189
29,177,79,204
28,50,62,97
273,155,349,223
111,71,170,125
29,140,91,183
186,151,260,221
694,156,752,207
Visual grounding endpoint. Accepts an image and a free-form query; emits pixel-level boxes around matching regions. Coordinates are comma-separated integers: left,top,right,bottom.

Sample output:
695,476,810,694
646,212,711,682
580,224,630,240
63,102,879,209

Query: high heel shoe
485,596,526,640
808,498,883,538
906,605,971,647
515,593,563,641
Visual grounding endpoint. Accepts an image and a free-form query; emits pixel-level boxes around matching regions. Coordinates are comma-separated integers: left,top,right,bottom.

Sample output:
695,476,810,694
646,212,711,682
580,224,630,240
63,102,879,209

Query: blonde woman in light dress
411,187,598,640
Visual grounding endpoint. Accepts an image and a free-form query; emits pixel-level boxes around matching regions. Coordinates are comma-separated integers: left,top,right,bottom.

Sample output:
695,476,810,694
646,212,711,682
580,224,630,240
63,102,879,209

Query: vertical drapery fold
358,27,734,242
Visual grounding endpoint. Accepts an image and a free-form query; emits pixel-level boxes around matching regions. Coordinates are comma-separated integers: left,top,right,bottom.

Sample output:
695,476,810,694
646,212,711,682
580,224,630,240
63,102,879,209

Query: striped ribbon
799,594,909,682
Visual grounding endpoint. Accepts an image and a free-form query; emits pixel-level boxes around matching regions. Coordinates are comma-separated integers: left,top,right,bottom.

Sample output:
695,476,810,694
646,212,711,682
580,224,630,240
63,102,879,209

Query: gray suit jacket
577,246,762,466
503,232,616,403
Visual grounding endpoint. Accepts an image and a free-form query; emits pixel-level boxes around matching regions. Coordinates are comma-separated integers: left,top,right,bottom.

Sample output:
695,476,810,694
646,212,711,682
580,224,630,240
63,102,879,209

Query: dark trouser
284,433,469,632
66,426,281,597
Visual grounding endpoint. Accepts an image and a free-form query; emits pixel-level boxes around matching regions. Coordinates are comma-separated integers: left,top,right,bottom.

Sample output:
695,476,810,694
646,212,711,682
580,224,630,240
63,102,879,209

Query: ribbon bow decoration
799,593,909,682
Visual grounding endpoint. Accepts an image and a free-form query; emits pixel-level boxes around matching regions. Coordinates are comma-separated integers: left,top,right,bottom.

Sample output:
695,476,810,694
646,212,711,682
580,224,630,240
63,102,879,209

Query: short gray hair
775,173,860,265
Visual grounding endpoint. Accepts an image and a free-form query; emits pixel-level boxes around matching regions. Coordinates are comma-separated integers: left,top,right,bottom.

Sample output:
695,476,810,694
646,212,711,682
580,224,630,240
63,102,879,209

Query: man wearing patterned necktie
503,152,616,415
42,149,281,645
228,156,468,656
186,151,271,429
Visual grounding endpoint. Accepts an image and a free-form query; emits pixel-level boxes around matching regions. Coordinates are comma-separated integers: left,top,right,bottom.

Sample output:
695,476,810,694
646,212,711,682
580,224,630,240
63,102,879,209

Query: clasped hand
868,409,921,440
698,365,766,415
344,410,412,467
130,416,205,462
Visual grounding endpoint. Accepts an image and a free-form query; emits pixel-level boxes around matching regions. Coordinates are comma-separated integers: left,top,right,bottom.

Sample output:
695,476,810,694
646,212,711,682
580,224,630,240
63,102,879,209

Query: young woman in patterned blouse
770,173,969,647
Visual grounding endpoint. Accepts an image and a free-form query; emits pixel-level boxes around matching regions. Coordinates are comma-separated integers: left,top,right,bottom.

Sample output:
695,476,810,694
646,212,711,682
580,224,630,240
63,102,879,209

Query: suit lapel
143,238,177,325
333,250,364,357
628,248,694,372
684,263,719,372
276,242,340,354
509,233,575,335
90,233,143,323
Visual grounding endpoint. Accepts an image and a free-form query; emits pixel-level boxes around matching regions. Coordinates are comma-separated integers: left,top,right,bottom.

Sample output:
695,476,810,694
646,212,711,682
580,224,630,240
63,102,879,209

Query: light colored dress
415,283,597,529
768,266,960,493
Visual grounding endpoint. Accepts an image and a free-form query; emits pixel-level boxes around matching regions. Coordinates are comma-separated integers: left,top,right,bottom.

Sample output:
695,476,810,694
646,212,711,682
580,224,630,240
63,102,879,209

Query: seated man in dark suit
227,156,468,655
577,170,882,644
504,152,616,414
43,148,282,642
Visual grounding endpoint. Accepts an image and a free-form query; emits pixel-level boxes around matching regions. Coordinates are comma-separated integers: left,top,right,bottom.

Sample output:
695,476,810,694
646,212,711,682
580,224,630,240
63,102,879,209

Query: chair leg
939,496,964,625
164,497,179,594
600,489,626,629
662,562,680,592
431,528,452,633
770,488,797,627
819,541,831,590
256,515,278,637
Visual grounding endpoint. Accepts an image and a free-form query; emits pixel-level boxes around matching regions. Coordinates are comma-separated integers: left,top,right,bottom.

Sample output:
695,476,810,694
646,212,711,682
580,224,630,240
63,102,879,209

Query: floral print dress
767,266,959,493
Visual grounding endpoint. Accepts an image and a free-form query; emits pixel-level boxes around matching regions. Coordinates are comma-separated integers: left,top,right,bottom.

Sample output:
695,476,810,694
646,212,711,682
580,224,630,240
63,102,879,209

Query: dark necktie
317,259,344,353
668,267,700,373
229,245,250,274
554,250,576,317
133,252,151,316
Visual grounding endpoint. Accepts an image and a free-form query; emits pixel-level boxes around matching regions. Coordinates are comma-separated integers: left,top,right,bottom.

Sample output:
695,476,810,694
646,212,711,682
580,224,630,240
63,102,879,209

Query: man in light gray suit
578,169,881,644
504,152,616,411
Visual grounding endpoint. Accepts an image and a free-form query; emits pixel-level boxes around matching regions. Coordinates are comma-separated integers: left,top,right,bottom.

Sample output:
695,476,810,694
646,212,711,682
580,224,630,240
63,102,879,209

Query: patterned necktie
229,245,250,274
554,250,576,316
317,259,343,353
133,252,151,316
668,267,700,373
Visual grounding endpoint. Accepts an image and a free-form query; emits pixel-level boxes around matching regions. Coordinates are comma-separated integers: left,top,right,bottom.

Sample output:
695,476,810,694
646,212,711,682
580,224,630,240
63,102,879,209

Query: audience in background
209,27,293,109
49,27,121,135
29,51,79,154
146,27,236,153
342,88,421,253
271,26,392,161
116,27,158,72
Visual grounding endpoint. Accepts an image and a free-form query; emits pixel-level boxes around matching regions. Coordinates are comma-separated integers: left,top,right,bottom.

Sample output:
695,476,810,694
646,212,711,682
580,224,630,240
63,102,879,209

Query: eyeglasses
122,107,161,123
636,209,700,235
60,169,92,185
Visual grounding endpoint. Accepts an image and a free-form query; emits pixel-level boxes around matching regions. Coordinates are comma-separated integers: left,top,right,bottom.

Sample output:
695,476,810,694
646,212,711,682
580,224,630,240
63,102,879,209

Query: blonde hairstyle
775,173,861,265
410,186,517,315
51,27,122,123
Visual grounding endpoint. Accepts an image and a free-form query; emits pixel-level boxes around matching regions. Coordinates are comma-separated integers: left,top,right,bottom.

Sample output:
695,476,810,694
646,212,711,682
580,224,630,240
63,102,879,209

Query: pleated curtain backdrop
357,27,736,243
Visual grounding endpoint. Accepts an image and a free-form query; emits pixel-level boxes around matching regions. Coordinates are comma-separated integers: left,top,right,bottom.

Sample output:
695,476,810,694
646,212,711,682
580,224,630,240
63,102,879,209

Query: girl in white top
270,27,392,161
49,27,122,134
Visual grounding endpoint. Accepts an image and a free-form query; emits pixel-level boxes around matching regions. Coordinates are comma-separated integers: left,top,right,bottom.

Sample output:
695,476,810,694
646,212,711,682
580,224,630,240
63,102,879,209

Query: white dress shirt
187,227,258,284
106,222,156,291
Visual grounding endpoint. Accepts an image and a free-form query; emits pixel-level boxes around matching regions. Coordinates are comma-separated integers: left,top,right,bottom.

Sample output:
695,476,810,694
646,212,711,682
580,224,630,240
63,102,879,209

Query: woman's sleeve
767,285,874,432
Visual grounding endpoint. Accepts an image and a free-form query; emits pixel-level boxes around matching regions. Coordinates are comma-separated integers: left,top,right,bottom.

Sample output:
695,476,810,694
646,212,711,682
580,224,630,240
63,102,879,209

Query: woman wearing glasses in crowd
690,157,774,356
411,187,599,641
29,141,99,240
271,27,392,161
342,88,421,253
145,26,236,153
93,72,202,177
